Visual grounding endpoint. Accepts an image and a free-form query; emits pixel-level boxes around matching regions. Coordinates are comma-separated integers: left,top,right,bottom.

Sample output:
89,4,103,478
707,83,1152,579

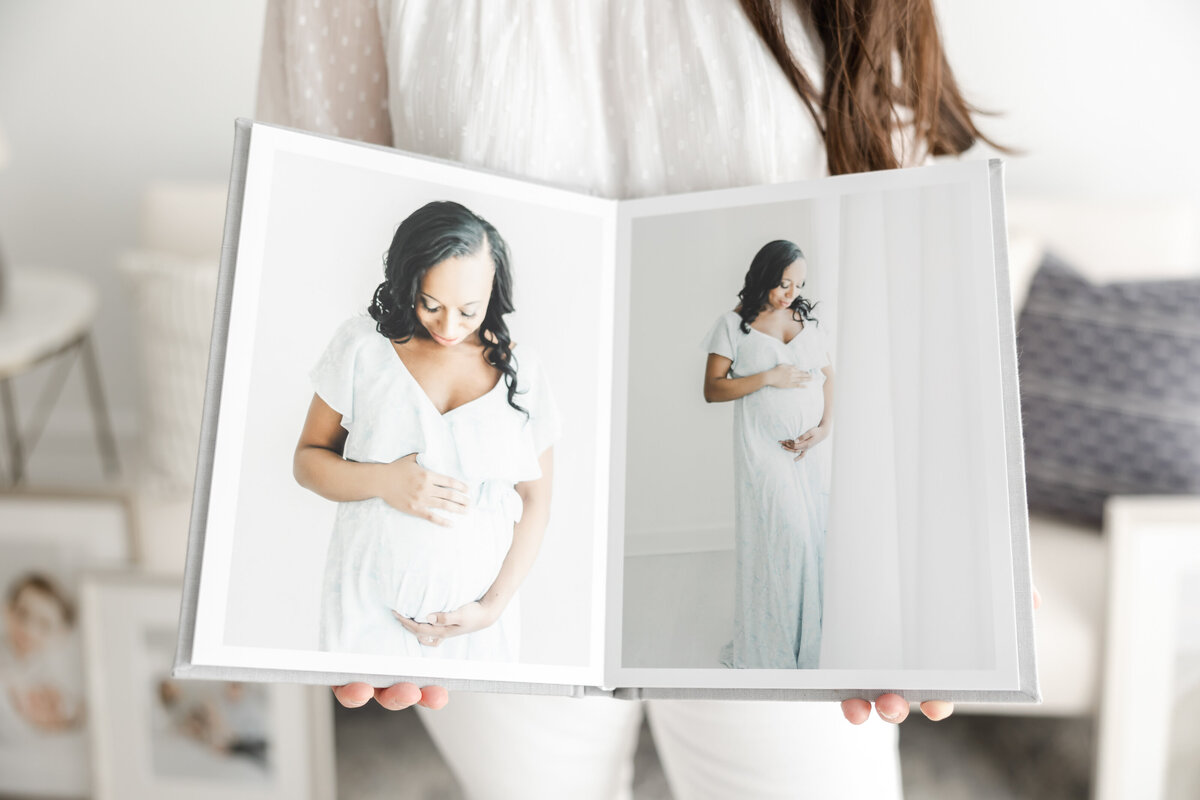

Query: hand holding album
331,682,448,712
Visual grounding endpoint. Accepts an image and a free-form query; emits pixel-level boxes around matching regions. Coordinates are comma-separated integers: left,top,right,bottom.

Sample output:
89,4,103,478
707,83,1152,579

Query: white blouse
254,0,892,199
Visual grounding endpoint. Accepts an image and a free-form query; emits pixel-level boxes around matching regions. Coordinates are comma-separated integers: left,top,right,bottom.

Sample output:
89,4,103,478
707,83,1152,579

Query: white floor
622,550,735,669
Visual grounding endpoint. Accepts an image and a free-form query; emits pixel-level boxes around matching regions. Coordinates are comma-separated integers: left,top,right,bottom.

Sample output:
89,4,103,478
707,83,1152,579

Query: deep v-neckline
748,319,805,346
389,340,504,418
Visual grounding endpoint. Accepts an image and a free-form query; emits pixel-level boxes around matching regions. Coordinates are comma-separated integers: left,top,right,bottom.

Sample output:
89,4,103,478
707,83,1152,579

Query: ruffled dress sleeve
702,311,740,362
816,321,833,368
515,349,561,457
309,316,373,428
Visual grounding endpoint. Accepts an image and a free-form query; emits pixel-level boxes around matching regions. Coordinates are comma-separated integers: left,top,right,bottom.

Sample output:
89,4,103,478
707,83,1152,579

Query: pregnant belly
743,385,824,439
335,499,513,621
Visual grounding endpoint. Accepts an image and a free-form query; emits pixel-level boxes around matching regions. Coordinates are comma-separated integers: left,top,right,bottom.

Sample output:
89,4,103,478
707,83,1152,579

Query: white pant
417,694,902,800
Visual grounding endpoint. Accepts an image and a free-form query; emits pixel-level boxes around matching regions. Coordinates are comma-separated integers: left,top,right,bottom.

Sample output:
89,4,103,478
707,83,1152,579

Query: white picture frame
82,572,335,800
0,490,131,798
1095,496,1200,800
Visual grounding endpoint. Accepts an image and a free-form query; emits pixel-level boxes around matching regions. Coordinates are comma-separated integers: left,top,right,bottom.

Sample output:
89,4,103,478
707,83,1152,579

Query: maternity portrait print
179,123,612,690
297,201,561,663
620,197,839,676
614,163,1037,699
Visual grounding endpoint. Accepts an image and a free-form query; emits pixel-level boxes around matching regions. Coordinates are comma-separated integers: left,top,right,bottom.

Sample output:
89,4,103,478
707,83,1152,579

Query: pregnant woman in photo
294,200,559,662
703,240,834,669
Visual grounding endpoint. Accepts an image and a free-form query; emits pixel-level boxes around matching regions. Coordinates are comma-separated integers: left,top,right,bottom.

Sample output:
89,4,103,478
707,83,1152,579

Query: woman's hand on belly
763,363,813,389
331,682,448,711
376,453,471,526
780,423,830,461
392,600,501,648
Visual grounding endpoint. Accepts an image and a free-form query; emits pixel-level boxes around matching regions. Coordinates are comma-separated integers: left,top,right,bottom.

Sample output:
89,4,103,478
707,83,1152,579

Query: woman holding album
703,239,834,670
259,0,1002,796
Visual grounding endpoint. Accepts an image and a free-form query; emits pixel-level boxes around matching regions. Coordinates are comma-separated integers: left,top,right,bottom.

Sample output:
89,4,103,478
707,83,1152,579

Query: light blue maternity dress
705,310,831,669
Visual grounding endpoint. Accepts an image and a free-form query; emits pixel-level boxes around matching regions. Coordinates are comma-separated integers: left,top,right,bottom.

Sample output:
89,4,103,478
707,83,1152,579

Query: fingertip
332,682,374,708
875,693,910,724
920,700,955,722
419,685,450,710
841,698,871,725
375,682,422,711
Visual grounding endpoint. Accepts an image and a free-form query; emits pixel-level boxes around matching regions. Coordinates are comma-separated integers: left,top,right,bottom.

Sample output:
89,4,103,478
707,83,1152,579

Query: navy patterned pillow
1016,252,1200,525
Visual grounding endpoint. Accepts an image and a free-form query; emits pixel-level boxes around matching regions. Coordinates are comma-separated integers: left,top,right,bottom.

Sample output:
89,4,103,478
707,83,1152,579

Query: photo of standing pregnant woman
293,200,560,663
702,240,834,669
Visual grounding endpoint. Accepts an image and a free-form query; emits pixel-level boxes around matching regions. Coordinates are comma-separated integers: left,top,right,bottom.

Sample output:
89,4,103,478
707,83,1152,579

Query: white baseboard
624,526,734,558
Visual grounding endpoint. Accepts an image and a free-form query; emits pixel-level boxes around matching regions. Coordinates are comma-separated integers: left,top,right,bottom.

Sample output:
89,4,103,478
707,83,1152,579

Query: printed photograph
189,125,611,683
84,574,330,800
702,238,835,670
148,628,273,781
0,495,129,798
0,556,88,792
298,201,560,662
620,174,1018,686
620,198,837,672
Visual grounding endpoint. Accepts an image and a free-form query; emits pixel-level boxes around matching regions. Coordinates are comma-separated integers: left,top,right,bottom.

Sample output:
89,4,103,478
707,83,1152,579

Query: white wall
938,0,1200,239
0,0,266,438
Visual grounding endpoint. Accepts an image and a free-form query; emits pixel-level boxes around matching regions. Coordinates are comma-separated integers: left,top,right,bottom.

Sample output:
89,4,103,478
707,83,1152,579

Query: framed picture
0,491,130,798
1096,496,1200,800
81,572,334,800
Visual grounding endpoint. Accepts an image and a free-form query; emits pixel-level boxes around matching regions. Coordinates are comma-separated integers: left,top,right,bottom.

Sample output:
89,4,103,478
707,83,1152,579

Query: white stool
0,266,119,484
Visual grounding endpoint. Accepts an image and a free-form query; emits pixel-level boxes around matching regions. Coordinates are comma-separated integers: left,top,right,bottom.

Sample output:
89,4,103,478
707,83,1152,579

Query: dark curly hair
736,240,818,334
368,201,524,415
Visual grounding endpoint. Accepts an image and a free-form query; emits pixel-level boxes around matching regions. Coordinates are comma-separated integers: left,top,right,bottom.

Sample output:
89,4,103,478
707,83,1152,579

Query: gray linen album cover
174,120,1038,704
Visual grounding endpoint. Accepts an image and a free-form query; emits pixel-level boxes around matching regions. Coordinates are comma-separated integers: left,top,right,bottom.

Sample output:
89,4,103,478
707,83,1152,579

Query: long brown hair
741,0,1000,175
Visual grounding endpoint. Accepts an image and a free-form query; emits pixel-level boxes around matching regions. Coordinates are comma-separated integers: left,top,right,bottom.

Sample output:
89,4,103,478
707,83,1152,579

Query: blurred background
0,1,1197,798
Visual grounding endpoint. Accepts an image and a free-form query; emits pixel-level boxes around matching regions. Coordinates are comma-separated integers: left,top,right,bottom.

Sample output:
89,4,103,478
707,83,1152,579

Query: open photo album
174,120,1039,703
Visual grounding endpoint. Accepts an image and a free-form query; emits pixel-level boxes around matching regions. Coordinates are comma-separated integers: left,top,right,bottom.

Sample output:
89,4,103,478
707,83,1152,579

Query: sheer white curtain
820,183,997,670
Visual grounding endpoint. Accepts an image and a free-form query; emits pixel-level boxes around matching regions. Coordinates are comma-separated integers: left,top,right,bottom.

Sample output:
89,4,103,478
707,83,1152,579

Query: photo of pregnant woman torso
702,240,835,669
294,201,560,663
